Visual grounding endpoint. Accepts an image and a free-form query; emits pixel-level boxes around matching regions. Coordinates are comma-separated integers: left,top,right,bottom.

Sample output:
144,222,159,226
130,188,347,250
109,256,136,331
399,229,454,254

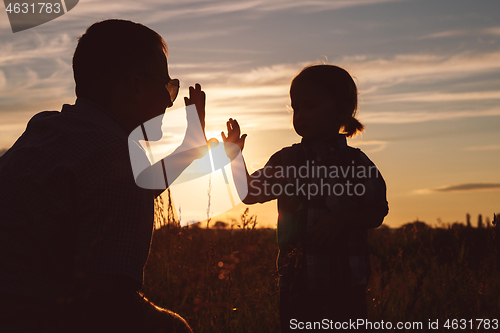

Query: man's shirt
0,99,155,315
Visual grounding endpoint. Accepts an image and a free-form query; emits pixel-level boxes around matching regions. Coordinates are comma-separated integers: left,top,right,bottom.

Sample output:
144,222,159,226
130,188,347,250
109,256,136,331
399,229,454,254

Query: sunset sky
1,0,499,228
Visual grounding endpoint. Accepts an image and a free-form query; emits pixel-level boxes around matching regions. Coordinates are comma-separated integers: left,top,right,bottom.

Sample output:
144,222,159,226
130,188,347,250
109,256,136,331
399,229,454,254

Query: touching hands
181,85,247,161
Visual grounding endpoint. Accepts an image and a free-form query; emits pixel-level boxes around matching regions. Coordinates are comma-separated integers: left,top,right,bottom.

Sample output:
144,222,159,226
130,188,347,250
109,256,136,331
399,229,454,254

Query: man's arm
136,84,218,192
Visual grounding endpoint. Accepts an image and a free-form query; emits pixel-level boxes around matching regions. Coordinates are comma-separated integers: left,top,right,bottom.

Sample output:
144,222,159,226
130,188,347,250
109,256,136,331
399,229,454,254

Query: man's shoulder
6,105,129,174
26,106,108,134
32,103,126,148
29,110,60,121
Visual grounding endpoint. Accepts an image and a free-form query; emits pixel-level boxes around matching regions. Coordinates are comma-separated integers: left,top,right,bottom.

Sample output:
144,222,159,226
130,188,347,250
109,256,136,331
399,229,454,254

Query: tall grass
367,221,500,324
143,204,279,332
142,206,500,332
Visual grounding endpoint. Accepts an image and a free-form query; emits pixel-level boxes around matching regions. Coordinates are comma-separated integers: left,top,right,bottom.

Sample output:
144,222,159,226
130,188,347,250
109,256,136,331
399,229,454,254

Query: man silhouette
0,19,205,332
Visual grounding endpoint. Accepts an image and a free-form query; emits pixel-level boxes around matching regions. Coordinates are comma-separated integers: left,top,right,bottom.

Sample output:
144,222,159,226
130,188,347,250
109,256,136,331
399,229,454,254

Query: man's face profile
133,49,172,141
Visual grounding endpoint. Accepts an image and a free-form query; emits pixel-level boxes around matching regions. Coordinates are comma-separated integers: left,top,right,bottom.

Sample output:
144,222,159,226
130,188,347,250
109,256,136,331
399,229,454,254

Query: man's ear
125,73,145,98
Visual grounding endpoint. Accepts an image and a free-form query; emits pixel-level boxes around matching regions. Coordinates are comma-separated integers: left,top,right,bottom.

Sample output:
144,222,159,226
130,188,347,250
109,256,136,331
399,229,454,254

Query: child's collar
301,133,347,151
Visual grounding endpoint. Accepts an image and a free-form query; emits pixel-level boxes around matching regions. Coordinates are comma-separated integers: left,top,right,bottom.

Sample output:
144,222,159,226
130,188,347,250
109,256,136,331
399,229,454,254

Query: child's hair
292,64,364,138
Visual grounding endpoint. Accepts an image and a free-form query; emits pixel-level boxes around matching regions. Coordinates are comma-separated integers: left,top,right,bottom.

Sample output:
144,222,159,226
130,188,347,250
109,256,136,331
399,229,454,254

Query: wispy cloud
0,69,6,90
56,0,151,19
69,0,406,24
0,64,73,111
0,31,75,114
170,60,252,71
358,107,500,124
337,51,500,123
348,139,388,153
434,183,500,192
464,144,500,151
2,0,500,140
421,27,500,39
366,91,500,103
201,51,500,124
416,183,500,194
0,33,74,67
347,52,500,89
255,0,406,13
144,1,263,24
4,49,500,129
161,29,233,42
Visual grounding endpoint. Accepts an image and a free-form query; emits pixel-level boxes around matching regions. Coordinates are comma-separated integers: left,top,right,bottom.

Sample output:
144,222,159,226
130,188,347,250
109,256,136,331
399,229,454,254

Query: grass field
141,206,500,332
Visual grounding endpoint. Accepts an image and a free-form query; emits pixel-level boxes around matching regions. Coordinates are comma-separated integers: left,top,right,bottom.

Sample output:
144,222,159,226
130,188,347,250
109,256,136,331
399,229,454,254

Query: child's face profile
290,80,338,140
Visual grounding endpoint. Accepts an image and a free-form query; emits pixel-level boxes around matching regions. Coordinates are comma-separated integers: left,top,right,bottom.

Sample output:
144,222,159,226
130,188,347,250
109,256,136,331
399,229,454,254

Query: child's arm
221,118,250,202
221,118,282,204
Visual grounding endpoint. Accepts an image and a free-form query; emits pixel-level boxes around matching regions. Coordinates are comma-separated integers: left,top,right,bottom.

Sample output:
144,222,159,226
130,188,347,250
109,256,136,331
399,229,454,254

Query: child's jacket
244,134,388,292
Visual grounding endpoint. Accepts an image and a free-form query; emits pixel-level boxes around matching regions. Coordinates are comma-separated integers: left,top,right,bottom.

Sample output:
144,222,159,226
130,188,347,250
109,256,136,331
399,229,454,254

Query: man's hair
73,19,167,103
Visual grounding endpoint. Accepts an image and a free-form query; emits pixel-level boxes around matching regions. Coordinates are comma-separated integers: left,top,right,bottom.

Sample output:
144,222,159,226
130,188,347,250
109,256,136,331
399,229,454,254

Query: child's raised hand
221,118,247,159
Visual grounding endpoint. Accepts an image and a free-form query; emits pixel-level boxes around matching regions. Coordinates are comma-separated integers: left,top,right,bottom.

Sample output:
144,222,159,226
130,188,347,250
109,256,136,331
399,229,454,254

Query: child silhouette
222,64,389,332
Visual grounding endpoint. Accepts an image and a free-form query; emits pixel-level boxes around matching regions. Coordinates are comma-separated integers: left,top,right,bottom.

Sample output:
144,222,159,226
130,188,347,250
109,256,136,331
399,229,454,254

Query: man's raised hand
184,83,206,133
